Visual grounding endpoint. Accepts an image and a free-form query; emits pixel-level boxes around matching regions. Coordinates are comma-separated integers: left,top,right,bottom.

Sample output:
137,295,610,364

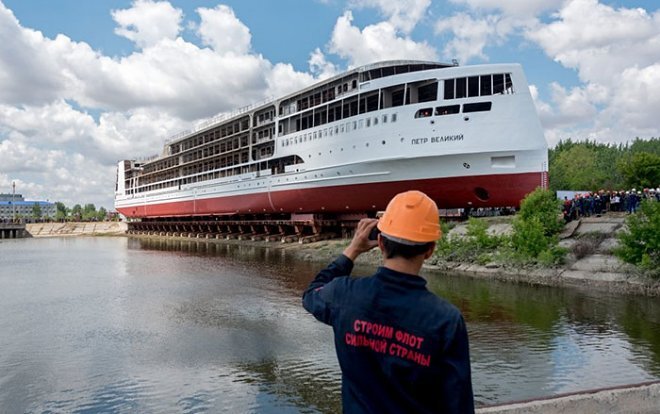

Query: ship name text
410,134,464,145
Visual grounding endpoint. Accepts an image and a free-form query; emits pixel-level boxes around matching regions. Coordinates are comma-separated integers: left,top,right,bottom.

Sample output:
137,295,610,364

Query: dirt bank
26,222,127,237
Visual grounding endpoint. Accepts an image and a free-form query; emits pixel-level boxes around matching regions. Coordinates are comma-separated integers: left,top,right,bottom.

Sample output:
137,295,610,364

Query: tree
82,203,97,221
97,207,108,221
55,202,67,221
618,152,660,189
32,203,42,220
550,145,607,191
71,204,82,221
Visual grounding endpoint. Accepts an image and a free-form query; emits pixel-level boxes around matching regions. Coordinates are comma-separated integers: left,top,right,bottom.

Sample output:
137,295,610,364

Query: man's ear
423,242,436,260
377,233,385,252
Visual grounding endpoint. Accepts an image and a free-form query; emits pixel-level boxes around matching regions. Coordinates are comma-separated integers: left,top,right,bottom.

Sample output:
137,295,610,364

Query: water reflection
426,273,660,404
0,237,658,413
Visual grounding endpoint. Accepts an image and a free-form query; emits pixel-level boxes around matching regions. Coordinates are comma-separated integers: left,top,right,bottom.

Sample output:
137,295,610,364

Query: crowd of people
562,187,659,222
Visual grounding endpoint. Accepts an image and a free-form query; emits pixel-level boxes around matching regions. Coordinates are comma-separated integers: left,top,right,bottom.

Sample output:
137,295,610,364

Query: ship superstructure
115,60,547,219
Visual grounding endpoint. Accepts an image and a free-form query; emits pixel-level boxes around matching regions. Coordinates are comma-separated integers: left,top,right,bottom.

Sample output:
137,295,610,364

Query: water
0,237,658,413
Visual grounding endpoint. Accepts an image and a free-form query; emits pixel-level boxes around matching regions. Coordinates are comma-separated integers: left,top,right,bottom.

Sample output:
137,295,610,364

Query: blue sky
0,0,659,208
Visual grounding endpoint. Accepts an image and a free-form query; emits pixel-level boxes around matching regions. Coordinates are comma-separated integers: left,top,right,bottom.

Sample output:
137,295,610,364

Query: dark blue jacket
303,255,474,413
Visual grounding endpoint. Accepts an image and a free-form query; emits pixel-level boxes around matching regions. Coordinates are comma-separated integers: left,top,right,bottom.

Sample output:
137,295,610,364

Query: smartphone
368,226,381,240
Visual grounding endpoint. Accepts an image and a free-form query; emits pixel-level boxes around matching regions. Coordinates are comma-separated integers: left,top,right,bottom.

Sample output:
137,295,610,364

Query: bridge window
415,108,433,118
463,102,492,112
435,105,460,115
468,76,479,97
418,81,438,103
444,79,455,100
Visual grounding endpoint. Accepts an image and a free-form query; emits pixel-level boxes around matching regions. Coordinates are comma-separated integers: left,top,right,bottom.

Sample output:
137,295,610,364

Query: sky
0,0,659,209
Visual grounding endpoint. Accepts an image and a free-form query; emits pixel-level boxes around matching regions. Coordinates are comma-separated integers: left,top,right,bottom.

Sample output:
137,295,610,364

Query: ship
115,60,548,219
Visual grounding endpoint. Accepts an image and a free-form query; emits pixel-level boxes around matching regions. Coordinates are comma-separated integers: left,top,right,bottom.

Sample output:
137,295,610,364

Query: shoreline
123,231,660,297
20,219,659,297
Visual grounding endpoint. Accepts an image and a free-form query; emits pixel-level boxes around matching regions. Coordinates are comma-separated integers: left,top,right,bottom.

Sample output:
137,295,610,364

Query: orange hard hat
377,190,441,244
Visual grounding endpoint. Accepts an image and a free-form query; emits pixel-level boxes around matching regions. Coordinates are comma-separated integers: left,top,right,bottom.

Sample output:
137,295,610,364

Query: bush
615,200,660,275
434,218,504,264
517,188,564,237
512,216,549,258
510,188,565,264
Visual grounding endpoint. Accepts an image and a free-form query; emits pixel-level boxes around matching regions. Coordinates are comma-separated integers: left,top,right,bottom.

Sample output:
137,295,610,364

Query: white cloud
328,11,437,68
112,0,183,49
0,1,323,208
526,0,660,84
0,4,68,105
449,0,562,17
350,0,431,33
265,63,317,100
308,48,339,80
195,5,251,55
525,0,660,142
435,13,519,63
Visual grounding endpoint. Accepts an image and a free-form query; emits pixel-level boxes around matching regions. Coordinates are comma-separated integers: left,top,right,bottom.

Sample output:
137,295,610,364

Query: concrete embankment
26,222,127,237
476,381,660,414
428,214,660,297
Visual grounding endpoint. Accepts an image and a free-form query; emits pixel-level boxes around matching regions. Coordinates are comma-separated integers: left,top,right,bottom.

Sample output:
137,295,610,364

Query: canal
1,237,659,413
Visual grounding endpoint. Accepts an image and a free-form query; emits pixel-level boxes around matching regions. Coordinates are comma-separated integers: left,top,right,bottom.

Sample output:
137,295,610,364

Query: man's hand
343,218,379,262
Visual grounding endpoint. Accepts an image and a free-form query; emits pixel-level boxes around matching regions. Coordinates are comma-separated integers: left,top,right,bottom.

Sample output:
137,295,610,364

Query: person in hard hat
302,190,474,414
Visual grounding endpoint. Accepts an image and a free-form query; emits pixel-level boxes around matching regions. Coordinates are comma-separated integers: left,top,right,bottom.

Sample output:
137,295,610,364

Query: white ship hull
115,61,548,218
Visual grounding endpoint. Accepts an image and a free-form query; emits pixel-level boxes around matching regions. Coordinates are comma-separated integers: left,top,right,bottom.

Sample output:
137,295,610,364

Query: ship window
463,102,492,112
493,74,505,94
505,73,514,94
374,117,379,125
435,105,460,115
353,121,357,129
352,80,357,89
358,119,364,128
366,118,371,127
480,75,492,96
415,108,433,118
456,77,466,98
392,113,397,122
468,77,479,97
343,83,348,92
418,82,438,102
366,94,379,112
382,114,387,123
340,124,345,133
392,89,404,107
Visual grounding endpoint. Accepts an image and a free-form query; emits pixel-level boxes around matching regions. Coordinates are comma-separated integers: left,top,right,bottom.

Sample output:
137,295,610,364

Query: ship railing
137,154,159,163
164,96,275,145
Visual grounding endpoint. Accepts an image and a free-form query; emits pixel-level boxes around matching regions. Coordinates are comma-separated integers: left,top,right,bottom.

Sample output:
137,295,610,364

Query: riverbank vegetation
615,200,660,278
433,188,566,267
549,137,660,191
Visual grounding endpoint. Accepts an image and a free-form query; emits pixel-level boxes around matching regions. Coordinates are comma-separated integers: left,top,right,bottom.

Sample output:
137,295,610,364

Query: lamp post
12,181,16,222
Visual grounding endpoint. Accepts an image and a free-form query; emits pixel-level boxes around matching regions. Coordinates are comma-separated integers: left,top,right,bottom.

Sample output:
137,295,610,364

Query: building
0,194,56,220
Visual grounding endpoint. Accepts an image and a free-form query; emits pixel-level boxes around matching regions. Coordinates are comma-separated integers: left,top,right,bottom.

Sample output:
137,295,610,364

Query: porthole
474,187,490,201
382,140,386,145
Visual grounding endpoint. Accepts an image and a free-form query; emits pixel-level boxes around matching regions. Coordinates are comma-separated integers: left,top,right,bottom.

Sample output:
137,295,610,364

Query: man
302,190,474,413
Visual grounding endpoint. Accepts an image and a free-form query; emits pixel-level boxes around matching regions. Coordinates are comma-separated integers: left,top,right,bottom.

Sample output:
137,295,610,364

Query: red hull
117,172,544,218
